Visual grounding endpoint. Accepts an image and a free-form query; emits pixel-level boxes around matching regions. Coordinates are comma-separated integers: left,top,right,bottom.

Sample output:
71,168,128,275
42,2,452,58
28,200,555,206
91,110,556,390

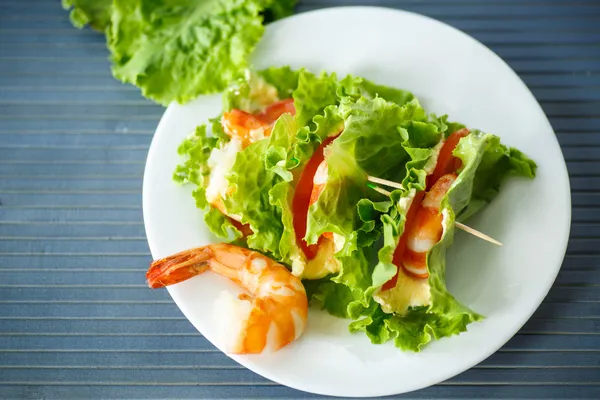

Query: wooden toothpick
455,222,503,246
367,181,502,246
367,175,404,190
367,183,392,197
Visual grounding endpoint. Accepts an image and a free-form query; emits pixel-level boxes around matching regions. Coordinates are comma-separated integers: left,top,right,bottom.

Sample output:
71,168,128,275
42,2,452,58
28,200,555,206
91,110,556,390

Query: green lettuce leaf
349,304,478,352
223,66,300,112
259,65,301,98
305,96,442,246
356,130,536,351
64,1,297,105
268,106,345,278
203,205,244,242
304,96,448,324
223,113,301,258
107,0,266,106
338,75,415,107
454,133,537,222
173,124,225,205
172,123,240,242
293,70,341,128
62,0,112,31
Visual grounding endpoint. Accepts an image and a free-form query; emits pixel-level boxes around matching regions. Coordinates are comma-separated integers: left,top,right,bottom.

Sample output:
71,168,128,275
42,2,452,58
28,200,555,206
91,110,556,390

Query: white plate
143,6,571,397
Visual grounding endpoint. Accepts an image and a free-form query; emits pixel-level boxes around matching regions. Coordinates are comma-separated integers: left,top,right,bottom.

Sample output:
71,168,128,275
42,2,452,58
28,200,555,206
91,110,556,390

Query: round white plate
143,6,571,397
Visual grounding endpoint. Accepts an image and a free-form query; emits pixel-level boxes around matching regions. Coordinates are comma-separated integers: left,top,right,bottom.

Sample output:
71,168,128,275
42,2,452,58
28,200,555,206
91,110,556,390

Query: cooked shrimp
401,173,457,278
221,99,295,147
209,99,296,234
426,128,469,189
146,243,308,354
221,110,266,148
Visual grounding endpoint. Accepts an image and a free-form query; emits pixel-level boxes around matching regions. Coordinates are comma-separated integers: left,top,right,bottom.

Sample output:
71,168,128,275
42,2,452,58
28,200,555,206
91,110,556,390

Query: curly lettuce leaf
304,97,446,320
338,75,415,107
266,73,420,279
259,66,301,98
62,0,112,31
357,130,536,351
203,205,244,242
305,96,442,245
223,66,300,112
292,70,341,128
454,133,537,222
65,0,297,105
349,304,478,352
107,0,288,106
172,123,239,242
268,108,345,277
223,113,300,258
173,124,225,205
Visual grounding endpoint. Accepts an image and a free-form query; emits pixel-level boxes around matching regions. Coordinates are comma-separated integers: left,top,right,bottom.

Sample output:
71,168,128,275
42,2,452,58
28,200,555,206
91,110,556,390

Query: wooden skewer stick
367,183,502,246
455,222,503,246
367,175,404,190
367,183,392,197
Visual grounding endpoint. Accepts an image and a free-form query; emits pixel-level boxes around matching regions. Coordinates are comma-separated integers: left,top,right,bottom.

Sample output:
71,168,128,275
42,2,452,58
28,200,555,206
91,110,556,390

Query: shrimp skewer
207,99,296,234
146,243,308,354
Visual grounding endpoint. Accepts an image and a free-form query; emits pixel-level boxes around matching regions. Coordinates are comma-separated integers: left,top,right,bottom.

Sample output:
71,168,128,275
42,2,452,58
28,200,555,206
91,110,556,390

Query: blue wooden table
1,1,599,398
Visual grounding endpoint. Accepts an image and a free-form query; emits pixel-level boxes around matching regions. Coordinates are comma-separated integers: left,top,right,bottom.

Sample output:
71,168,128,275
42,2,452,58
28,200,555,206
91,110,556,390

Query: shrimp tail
146,247,213,289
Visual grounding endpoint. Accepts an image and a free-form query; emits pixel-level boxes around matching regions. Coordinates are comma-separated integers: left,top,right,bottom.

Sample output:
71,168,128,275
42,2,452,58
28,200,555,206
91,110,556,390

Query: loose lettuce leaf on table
62,0,113,30
108,0,267,106
64,0,297,105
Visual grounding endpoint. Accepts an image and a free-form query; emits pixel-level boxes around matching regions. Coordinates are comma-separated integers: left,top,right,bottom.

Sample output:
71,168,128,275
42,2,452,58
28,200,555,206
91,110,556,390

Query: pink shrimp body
210,99,296,236
221,99,295,148
401,173,457,279
146,243,308,354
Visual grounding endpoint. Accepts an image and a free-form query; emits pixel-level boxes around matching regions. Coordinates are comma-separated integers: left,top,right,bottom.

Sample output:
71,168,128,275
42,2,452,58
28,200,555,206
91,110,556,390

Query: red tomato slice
426,128,470,189
292,135,339,260
258,98,296,123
